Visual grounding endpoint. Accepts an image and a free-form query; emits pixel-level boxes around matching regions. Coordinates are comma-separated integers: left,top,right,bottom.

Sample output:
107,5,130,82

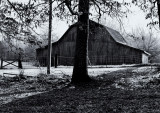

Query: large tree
63,0,128,83
71,0,91,83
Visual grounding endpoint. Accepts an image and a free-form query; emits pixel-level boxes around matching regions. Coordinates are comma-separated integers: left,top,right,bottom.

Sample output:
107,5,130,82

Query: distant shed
36,20,150,66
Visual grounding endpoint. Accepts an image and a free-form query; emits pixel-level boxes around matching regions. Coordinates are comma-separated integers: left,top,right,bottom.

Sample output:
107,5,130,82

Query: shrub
37,73,48,83
148,77,160,85
18,69,26,80
157,65,160,72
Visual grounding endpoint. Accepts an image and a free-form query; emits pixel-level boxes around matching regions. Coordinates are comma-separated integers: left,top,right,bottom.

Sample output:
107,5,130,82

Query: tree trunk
47,0,52,74
18,54,22,69
157,0,160,27
71,0,91,83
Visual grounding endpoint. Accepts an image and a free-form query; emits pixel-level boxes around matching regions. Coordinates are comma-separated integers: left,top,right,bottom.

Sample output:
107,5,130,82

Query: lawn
0,65,160,113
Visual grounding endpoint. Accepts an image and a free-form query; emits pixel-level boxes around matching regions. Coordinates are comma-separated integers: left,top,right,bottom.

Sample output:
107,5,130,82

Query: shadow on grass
0,81,102,113
1,67,160,113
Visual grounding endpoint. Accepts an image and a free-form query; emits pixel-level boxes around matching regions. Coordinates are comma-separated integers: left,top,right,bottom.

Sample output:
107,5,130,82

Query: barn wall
36,26,77,66
142,53,149,64
115,44,142,64
51,27,77,66
88,26,116,65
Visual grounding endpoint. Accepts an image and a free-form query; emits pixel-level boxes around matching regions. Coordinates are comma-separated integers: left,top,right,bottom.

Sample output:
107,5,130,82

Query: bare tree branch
64,0,79,16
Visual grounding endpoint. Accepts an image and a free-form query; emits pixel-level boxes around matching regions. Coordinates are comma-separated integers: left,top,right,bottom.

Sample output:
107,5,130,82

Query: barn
36,20,150,66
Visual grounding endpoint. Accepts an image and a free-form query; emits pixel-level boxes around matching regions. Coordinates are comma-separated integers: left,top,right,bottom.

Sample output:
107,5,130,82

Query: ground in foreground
1,65,160,113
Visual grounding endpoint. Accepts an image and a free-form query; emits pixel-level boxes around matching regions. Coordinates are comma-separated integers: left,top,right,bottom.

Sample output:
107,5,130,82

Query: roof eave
143,51,151,56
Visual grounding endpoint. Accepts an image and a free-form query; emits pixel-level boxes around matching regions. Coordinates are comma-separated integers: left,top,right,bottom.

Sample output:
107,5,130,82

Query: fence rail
0,57,39,69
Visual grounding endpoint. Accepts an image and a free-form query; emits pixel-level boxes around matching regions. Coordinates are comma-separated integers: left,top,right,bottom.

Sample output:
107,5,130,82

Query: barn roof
118,42,151,56
39,20,150,56
105,27,127,45
96,21,150,56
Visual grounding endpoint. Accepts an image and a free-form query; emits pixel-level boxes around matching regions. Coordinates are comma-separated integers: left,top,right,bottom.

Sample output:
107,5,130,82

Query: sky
3,0,160,40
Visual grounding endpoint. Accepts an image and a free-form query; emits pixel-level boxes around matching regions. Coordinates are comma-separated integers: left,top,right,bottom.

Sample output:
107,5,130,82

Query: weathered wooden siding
88,25,116,65
51,27,77,65
115,43,142,64
36,21,146,66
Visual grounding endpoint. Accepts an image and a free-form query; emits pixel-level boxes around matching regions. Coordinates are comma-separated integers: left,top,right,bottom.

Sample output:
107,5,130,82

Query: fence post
54,54,58,68
18,54,23,69
18,59,22,69
1,58,3,69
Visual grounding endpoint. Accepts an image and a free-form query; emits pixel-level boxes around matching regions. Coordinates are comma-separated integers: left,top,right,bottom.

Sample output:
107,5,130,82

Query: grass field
0,65,160,113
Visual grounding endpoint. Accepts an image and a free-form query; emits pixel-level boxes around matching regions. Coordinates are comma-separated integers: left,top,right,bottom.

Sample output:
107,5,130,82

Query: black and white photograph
0,0,160,112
